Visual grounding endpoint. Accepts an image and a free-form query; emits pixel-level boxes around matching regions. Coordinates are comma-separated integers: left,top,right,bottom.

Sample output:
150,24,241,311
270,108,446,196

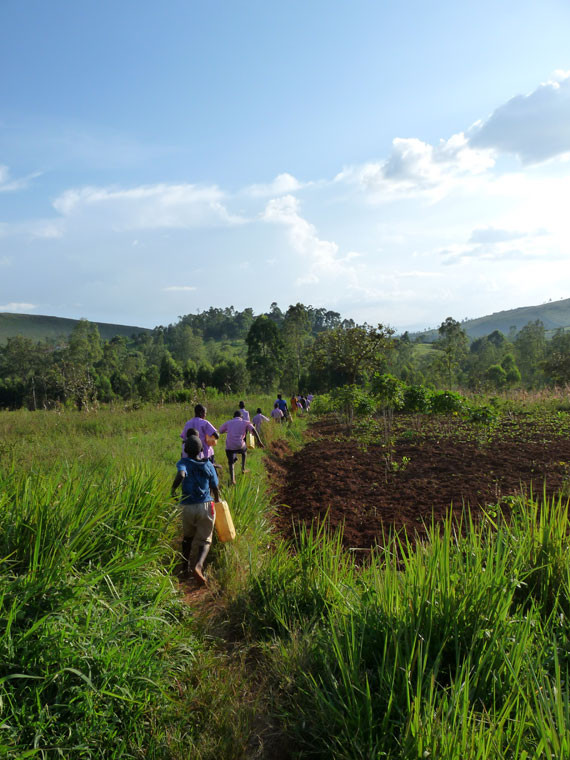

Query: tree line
1,304,569,410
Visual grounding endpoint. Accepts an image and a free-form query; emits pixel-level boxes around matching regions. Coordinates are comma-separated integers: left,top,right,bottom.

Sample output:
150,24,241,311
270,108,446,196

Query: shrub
402,384,433,413
430,389,466,414
371,373,405,410
467,404,499,424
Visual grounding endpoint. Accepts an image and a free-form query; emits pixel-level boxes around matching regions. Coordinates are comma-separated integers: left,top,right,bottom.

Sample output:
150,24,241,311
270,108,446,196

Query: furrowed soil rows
268,413,570,548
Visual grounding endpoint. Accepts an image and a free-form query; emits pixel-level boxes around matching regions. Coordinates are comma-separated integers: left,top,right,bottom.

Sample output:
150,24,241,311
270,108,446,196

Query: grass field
2,396,570,758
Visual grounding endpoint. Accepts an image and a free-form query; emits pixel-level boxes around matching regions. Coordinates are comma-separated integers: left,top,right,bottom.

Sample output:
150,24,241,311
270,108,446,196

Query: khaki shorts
181,500,215,544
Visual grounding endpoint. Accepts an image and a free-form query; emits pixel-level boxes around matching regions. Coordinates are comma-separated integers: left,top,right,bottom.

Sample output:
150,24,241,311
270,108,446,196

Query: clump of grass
237,496,570,759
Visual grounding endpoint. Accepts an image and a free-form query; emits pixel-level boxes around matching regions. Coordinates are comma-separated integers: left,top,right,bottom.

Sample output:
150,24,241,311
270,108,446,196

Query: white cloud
244,172,306,197
53,183,246,230
0,164,40,193
440,226,556,266
336,132,494,202
469,227,524,244
0,302,37,312
262,194,359,285
469,71,570,164
163,285,197,292
0,219,64,239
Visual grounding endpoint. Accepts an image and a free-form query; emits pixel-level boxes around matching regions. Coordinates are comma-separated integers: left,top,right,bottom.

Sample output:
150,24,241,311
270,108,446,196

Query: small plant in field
467,403,499,424
390,455,411,473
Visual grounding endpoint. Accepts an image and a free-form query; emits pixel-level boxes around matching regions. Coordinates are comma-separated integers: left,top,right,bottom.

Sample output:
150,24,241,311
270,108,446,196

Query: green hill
0,313,151,345
415,297,570,342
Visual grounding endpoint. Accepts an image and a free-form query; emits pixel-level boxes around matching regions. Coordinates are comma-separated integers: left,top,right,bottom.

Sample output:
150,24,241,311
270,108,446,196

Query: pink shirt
271,407,284,420
180,417,217,460
252,413,269,431
219,417,254,450
240,409,250,421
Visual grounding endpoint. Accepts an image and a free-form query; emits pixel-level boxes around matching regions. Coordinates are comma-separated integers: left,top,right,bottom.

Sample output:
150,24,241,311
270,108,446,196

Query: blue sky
2,0,570,331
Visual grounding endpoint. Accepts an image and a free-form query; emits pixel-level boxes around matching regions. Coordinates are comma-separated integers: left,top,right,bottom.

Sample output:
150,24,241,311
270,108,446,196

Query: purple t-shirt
219,417,254,450
180,417,217,460
240,409,250,421
252,412,269,429
271,407,284,420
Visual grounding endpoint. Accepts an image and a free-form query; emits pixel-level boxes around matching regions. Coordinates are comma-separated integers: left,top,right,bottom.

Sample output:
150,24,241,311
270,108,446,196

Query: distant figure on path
219,411,264,485
271,402,284,423
180,404,219,463
290,395,299,418
275,393,288,420
252,408,269,433
171,432,220,585
238,400,250,421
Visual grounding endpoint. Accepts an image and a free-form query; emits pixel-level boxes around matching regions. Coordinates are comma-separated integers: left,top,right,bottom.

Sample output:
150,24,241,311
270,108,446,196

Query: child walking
171,431,220,585
180,404,219,463
219,411,264,485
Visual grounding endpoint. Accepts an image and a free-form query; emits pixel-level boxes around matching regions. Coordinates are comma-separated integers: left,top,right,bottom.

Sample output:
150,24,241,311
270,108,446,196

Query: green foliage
430,389,466,414
331,385,376,426
371,372,406,410
245,315,284,390
466,403,498,423
311,323,395,387
402,383,433,413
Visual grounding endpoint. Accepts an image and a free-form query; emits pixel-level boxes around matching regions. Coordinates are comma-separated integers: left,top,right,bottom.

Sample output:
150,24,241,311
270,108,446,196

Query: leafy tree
68,319,103,366
501,353,521,387
435,317,469,387
311,324,395,387
211,359,249,393
486,364,507,389
246,315,285,390
159,351,182,389
196,361,214,388
282,303,313,390
169,324,205,364
515,320,546,387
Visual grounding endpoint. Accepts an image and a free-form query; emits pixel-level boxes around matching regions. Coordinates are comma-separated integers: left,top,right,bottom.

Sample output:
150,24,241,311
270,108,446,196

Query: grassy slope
0,312,150,344
413,296,570,341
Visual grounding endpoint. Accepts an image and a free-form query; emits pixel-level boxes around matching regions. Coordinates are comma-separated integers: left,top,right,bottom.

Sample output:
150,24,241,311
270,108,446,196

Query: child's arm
250,424,264,448
171,471,185,497
211,483,220,502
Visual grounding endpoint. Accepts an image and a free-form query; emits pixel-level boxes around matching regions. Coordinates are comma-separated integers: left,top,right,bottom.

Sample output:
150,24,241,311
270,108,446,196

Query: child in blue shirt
171,430,220,585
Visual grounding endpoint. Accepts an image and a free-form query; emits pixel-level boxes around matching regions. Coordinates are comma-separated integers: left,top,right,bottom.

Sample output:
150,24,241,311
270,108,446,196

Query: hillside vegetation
0,312,150,345
416,296,570,341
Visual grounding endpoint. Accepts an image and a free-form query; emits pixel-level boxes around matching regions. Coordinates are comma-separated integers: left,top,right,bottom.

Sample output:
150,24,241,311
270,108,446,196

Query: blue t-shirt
176,457,218,503
276,398,288,413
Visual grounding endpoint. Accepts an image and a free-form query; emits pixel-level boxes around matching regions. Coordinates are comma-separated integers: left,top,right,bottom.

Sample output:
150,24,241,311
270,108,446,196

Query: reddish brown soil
268,414,570,549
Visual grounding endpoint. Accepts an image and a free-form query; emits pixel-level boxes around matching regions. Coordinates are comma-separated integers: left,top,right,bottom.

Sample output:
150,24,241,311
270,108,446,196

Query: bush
402,384,433,413
371,373,405,410
467,404,499,424
430,389,466,414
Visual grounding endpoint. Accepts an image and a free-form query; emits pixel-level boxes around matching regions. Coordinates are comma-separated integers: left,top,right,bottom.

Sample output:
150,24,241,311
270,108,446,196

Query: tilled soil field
266,412,570,548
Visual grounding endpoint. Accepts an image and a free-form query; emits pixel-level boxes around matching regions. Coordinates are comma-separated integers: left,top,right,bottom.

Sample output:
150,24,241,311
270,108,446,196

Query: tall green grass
226,495,570,759
0,462,195,757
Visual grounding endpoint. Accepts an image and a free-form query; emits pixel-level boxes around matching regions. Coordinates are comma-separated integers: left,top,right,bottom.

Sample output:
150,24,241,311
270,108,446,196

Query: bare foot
242,469,250,475
193,567,207,585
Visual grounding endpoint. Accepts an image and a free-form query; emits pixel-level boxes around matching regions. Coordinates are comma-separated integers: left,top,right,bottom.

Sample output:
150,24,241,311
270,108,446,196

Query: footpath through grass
2,399,570,758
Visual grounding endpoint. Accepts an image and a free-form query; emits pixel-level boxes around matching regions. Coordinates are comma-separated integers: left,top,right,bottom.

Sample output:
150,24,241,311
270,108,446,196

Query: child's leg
190,502,215,584
181,503,197,576
226,450,237,485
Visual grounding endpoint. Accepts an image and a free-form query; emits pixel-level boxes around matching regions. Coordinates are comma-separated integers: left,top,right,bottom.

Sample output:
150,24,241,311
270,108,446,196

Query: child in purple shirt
180,404,219,462
238,400,250,421
219,411,263,485
252,408,269,433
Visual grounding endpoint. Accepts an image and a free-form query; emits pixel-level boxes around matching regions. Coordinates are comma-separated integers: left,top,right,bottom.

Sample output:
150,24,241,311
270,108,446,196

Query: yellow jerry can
246,432,255,449
214,500,236,542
